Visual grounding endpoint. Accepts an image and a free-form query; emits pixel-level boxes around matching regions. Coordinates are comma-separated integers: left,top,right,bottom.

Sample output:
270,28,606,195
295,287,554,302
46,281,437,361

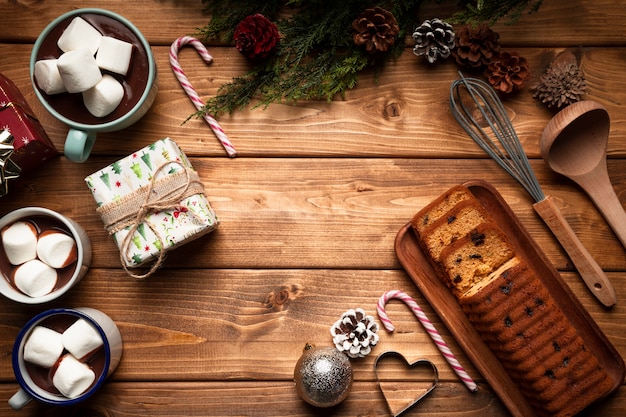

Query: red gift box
0,73,57,174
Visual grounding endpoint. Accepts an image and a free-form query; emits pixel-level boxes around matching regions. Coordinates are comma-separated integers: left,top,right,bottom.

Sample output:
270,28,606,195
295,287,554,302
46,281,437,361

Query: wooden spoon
540,100,626,250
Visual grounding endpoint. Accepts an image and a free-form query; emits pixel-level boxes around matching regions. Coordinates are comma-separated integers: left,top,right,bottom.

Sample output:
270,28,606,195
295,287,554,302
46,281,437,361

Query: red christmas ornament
233,14,279,60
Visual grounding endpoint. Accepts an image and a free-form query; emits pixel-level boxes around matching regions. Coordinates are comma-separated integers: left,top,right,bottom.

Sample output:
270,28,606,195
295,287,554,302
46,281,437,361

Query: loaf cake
410,185,613,417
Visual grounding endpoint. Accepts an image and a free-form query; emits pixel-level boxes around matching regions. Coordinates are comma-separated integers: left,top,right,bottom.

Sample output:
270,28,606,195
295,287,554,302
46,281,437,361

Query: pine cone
484,51,530,93
413,18,455,63
330,308,379,358
352,7,400,55
233,14,280,61
453,23,500,70
532,52,587,109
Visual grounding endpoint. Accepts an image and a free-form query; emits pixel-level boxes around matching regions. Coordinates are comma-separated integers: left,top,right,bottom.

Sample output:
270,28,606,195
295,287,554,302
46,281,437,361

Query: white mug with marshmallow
9,307,123,410
0,207,92,304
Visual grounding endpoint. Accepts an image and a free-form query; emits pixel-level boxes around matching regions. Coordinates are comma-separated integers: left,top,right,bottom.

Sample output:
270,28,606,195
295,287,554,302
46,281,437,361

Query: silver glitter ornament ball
294,344,353,408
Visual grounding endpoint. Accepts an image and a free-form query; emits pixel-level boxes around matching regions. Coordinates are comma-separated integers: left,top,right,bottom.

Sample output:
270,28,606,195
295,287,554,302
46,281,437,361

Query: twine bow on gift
97,160,206,279
0,129,22,197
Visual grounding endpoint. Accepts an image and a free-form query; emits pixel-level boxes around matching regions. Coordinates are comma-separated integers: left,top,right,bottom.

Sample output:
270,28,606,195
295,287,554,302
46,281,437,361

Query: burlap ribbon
97,160,205,279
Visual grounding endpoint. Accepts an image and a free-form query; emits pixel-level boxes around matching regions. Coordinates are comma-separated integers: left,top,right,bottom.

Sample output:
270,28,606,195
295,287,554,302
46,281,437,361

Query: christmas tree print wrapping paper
85,138,218,268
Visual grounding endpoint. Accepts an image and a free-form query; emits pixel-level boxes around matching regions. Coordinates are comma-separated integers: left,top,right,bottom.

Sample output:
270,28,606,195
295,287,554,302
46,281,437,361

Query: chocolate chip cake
410,185,614,417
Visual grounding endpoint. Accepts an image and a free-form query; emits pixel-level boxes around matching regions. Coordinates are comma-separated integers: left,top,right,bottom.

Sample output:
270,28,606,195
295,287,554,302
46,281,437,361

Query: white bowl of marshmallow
0,207,92,304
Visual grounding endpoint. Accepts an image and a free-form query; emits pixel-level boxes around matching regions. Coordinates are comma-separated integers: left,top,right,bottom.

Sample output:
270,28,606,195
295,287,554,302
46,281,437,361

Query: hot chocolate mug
0,207,92,304
29,8,158,163
9,307,123,410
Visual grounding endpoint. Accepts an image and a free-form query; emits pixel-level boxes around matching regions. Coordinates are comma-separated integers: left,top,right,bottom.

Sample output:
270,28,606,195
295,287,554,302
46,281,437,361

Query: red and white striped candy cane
169,36,237,157
377,290,478,392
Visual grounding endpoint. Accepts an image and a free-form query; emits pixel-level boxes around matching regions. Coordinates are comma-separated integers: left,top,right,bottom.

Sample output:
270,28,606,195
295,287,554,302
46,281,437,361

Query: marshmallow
57,48,102,93
36,230,78,269
13,259,58,297
23,326,64,368
96,36,133,76
1,221,38,265
57,17,102,54
82,74,124,117
52,354,96,398
62,319,103,360
34,59,67,95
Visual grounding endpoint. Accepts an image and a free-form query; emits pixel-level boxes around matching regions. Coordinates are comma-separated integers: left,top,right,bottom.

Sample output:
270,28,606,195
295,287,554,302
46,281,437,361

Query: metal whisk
450,76,543,201
449,73,616,307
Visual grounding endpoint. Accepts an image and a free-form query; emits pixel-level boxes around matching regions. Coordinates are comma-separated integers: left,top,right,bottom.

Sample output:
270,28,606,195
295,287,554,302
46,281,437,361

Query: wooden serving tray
394,179,625,417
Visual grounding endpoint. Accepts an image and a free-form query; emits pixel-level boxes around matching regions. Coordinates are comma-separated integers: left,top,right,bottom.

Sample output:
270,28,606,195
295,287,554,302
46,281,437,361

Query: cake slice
411,185,474,234
415,199,490,265
438,223,515,297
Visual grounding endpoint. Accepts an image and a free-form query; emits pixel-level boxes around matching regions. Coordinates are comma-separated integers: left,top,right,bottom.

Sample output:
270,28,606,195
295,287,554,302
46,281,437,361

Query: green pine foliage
196,0,283,42
195,0,542,118
453,0,543,24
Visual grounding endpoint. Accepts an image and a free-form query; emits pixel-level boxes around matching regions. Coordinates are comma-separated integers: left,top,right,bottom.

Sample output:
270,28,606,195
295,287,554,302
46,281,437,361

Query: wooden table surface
1,1,625,416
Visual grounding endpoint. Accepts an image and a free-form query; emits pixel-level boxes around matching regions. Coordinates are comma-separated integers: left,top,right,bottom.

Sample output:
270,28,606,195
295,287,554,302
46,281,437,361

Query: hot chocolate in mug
9,308,123,410
30,8,158,163
0,207,92,304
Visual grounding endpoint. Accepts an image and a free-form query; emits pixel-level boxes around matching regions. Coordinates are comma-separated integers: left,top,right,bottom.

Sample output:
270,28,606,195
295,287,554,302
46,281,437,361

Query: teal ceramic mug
30,8,157,163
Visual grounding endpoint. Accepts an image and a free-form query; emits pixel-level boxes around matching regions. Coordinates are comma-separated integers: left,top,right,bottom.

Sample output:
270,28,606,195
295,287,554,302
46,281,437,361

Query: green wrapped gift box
85,138,218,274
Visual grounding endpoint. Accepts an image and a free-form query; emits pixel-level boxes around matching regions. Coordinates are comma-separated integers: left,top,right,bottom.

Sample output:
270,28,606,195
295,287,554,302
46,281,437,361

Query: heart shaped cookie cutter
374,351,438,417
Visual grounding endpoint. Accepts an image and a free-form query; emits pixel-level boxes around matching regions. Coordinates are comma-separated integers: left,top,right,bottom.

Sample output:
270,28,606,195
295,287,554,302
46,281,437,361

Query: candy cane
377,290,478,392
169,36,237,157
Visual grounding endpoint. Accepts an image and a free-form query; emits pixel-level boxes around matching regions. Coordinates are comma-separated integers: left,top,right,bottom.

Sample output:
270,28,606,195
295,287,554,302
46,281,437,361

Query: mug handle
64,129,97,163
8,388,32,410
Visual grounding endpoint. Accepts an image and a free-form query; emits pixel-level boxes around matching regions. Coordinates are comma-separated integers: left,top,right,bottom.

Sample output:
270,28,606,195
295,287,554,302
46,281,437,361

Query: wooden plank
1,1,626,47
0,44,624,159
0,381,513,416
0,0,208,45
0,362,623,415
419,1,626,47
2,157,625,270
1,270,623,382
1,381,623,416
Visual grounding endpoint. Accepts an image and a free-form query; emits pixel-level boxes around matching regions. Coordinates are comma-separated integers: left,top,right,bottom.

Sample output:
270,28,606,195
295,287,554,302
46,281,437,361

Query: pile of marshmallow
24,319,103,398
1,221,77,297
34,16,134,117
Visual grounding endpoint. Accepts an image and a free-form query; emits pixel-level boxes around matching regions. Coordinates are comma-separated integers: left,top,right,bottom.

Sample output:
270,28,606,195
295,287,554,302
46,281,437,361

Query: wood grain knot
355,182,374,192
264,284,303,310
11,0,44,6
275,289,290,305
384,101,402,118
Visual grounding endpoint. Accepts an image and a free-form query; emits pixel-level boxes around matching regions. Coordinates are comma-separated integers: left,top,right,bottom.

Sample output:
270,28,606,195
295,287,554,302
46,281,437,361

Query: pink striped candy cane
377,290,478,392
169,36,237,157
